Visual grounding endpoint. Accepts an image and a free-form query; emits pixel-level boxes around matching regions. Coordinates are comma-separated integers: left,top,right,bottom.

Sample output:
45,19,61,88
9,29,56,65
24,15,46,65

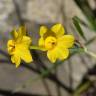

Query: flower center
8,40,15,54
45,36,57,50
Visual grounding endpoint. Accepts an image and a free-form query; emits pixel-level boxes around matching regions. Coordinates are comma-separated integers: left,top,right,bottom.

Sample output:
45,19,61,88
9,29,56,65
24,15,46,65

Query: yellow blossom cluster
7,24,75,68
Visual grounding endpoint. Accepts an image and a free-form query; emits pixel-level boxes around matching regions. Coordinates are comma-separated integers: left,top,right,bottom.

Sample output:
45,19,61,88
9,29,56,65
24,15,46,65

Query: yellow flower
38,24,75,63
7,26,33,68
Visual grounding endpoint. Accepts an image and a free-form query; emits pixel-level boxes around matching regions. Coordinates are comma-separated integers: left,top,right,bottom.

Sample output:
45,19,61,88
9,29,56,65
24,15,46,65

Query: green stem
84,47,96,58
73,81,91,96
30,46,46,51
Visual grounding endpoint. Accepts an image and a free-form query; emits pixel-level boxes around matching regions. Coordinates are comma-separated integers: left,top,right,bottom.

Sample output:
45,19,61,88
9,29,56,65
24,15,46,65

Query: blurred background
0,0,96,96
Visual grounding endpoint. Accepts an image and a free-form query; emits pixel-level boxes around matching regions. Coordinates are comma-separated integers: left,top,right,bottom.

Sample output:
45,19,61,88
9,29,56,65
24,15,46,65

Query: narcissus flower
38,24,75,63
7,26,33,68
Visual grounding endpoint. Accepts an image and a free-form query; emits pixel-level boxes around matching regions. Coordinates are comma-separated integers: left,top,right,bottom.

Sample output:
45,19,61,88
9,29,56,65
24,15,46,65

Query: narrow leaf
74,0,96,31
73,16,86,40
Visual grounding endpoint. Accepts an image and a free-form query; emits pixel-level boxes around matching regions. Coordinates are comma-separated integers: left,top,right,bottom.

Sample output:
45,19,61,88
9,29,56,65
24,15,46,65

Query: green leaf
73,16,86,40
73,81,91,96
74,0,96,31
72,16,88,27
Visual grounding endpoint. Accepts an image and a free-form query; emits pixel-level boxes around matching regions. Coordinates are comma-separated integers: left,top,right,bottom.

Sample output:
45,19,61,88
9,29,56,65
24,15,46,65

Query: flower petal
16,26,26,42
21,36,32,48
15,35,32,63
51,24,65,37
38,37,47,51
7,40,15,55
58,35,75,48
7,40,14,48
57,48,69,60
40,26,48,37
47,47,69,63
47,49,57,63
11,55,21,68
38,37,45,47
15,36,33,63
20,49,33,63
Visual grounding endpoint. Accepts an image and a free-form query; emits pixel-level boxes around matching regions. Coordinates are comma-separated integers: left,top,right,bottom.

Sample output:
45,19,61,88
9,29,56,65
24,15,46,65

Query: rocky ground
0,0,96,96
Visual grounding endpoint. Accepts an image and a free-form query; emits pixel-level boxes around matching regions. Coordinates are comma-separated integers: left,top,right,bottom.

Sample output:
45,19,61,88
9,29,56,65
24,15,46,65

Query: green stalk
73,81,91,96
30,46,46,51
84,47,96,58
